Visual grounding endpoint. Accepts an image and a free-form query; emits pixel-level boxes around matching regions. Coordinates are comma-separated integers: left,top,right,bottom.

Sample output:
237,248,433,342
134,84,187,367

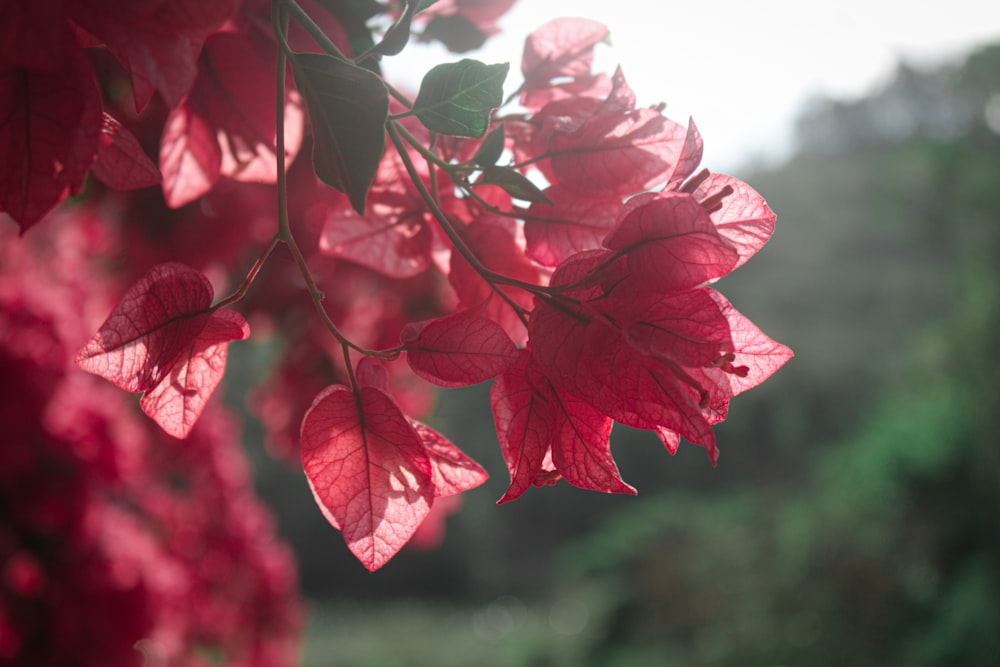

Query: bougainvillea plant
2,0,792,594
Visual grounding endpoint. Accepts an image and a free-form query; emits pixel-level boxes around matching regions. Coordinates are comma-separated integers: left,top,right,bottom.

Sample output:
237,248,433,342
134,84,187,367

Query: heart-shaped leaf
412,59,508,138
300,383,433,571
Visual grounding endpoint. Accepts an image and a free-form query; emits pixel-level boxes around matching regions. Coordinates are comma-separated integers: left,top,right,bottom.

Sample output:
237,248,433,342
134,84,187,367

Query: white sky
386,0,1000,172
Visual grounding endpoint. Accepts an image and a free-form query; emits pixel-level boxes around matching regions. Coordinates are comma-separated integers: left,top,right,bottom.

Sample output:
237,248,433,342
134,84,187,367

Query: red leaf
694,173,776,270
204,32,304,185
542,71,693,195
447,217,539,345
521,18,609,95
68,0,240,111
300,384,433,571
620,289,734,367
548,389,635,495
0,46,101,231
160,102,221,208
655,427,682,456
90,113,161,191
159,30,304,208
319,203,432,278
524,184,621,266
409,420,488,497
604,192,739,291
528,252,718,452
76,263,214,393
705,290,794,396
668,117,704,185
491,351,555,503
355,356,391,392
401,306,518,387
140,309,249,438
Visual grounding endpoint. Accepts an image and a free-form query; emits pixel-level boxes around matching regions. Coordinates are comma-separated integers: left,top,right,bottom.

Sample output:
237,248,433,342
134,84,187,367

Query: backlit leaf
521,18,609,89
549,389,635,495
91,113,161,191
491,352,554,504
409,420,488,496
604,192,739,291
76,263,215,393
140,309,249,439
524,184,621,266
401,306,519,387
300,384,433,571
412,59,508,138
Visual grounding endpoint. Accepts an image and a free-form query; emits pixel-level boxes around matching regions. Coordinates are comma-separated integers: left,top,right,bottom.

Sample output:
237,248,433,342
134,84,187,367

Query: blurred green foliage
260,43,1000,667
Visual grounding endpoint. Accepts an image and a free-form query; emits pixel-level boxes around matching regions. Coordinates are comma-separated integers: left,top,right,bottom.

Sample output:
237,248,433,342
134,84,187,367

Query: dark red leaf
68,0,241,111
0,46,101,231
76,263,215,393
140,309,249,438
300,384,433,571
91,113,161,191
401,306,518,387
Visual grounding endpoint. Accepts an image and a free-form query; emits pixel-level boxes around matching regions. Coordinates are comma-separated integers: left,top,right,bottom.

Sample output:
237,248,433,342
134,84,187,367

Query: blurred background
231,5,1000,666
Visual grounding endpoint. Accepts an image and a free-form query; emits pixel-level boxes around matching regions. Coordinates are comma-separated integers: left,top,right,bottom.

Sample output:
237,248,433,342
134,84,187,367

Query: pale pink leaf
521,18,609,91
524,184,621,266
319,205,432,278
695,173,776,270
76,263,214,393
160,102,221,208
300,384,433,571
140,309,249,438
409,420,489,497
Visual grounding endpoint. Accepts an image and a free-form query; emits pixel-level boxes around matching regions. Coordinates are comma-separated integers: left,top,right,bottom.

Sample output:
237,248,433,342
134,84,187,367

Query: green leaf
417,0,441,10
472,125,505,167
477,166,553,204
412,60,509,138
419,14,487,53
359,0,416,59
292,52,389,214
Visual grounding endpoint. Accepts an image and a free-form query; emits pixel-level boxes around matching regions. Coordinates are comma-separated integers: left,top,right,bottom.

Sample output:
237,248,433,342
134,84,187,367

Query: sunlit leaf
412,59,508,137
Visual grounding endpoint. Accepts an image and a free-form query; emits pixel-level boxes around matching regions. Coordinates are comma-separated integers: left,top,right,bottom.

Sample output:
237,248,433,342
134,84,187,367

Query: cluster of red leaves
2,0,790,575
0,214,303,666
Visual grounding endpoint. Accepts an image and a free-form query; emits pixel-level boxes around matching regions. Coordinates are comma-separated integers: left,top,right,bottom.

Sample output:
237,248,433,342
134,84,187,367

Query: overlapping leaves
76,263,248,438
